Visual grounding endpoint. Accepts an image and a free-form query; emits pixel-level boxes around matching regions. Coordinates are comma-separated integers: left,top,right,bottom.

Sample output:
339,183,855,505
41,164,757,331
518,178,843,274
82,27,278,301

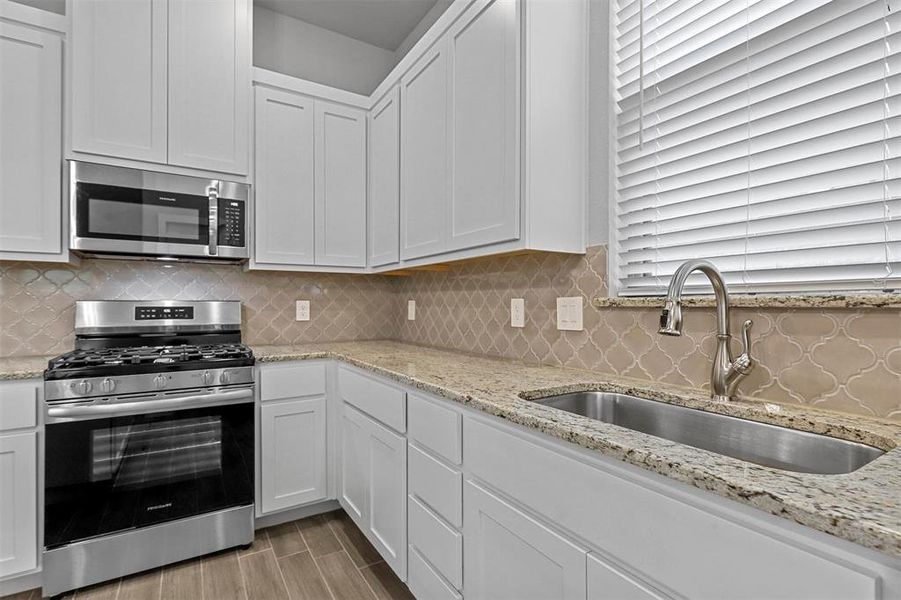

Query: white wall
253,5,396,96
393,0,453,66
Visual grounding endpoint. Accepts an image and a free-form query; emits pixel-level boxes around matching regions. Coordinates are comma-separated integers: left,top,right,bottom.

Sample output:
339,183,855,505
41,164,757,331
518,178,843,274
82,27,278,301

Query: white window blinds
612,0,901,295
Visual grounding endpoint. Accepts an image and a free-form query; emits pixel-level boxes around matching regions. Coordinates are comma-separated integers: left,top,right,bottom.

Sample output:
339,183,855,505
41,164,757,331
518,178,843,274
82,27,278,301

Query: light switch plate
510,298,525,328
407,300,416,321
295,300,310,321
556,297,583,331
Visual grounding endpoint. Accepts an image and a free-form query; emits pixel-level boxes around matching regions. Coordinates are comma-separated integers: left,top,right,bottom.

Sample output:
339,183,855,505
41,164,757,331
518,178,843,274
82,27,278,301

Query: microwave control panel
218,199,245,247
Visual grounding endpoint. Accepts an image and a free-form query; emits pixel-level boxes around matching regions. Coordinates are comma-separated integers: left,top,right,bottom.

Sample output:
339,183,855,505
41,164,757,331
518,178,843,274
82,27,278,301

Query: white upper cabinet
70,0,168,164
368,87,401,267
447,0,519,251
314,101,367,267
400,43,449,260
69,0,250,176
253,87,315,265
167,0,250,175
0,21,64,261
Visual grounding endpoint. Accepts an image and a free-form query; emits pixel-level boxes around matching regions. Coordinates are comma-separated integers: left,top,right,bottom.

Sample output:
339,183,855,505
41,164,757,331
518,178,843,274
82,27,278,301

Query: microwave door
72,182,211,257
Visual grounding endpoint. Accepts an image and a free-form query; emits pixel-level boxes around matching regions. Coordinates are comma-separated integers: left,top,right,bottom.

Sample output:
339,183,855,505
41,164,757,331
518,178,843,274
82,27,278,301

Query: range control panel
134,306,195,320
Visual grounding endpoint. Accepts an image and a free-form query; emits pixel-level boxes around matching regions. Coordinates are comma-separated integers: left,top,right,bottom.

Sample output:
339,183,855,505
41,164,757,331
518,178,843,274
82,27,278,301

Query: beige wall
1,248,898,421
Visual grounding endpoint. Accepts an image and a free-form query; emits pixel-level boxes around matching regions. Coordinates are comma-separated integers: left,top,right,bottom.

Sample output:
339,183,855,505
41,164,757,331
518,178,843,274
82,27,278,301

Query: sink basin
533,392,885,474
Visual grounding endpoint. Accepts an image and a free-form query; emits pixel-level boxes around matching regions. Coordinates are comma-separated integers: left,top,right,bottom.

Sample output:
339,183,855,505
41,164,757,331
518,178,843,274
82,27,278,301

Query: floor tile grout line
234,550,250,600
309,551,340,600
290,520,311,555
268,548,296,600
355,560,382,600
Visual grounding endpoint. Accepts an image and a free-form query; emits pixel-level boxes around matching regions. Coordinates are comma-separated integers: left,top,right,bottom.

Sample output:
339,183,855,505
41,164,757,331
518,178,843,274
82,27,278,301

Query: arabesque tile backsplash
1,248,899,421
0,259,399,357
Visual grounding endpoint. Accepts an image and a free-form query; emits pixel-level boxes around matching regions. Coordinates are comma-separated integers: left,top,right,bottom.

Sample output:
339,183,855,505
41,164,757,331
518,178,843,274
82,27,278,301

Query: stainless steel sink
533,392,885,474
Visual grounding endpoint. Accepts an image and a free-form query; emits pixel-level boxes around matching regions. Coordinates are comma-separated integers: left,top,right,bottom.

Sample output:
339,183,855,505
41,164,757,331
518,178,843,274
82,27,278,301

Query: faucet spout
657,260,754,401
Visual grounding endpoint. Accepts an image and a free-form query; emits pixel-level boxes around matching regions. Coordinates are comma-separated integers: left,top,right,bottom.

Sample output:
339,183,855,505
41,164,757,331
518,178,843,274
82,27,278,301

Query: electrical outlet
556,297,583,331
407,300,416,321
295,300,310,321
510,298,525,328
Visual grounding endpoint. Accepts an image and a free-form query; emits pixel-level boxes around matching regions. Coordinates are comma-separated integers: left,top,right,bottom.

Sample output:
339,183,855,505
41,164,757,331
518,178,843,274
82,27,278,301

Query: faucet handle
733,319,754,374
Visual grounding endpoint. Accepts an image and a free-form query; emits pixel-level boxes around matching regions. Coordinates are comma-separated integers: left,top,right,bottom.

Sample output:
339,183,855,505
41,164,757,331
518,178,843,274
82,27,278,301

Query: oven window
75,182,209,245
44,403,253,550
88,199,201,241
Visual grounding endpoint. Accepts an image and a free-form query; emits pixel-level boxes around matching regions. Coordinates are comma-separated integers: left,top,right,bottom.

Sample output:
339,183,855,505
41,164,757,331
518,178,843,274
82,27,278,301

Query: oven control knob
200,371,213,386
219,370,232,385
153,374,168,390
70,379,92,396
100,378,116,394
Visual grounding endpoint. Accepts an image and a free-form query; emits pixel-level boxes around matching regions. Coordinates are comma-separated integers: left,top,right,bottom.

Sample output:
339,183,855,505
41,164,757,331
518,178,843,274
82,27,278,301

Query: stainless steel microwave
70,161,250,262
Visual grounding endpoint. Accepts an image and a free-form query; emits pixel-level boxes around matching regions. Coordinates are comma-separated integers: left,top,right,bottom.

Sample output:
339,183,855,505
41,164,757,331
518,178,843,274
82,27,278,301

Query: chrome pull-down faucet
658,259,754,401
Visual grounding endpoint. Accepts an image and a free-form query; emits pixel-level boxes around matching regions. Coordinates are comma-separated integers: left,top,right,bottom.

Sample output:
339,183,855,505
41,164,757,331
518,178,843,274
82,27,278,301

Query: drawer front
409,495,463,590
0,381,38,431
464,416,880,600
409,443,462,528
259,362,326,402
338,366,406,432
408,547,462,600
408,393,462,464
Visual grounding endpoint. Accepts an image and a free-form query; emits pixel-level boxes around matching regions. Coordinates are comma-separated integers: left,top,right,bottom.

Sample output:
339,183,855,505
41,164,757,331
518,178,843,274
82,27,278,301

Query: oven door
43,388,254,550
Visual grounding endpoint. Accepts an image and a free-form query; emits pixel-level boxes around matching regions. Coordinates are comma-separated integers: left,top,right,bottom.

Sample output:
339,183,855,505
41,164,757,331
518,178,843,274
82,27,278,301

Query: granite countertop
252,340,901,560
4,342,901,559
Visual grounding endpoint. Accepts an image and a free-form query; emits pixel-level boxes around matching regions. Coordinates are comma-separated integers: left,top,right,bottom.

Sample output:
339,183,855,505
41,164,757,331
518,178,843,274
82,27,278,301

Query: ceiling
255,0,441,51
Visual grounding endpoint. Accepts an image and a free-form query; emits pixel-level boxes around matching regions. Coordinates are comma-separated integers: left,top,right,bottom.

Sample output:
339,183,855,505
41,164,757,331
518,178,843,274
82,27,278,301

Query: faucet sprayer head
658,300,683,336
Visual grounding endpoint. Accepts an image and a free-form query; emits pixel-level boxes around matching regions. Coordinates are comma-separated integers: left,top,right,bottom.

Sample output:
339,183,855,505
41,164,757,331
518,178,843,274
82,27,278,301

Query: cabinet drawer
259,362,326,402
408,393,461,464
408,546,461,600
409,443,462,528
588,553,670,600
338,366,405,432
409,495,462,590
465,416,880,600
0,381,38,431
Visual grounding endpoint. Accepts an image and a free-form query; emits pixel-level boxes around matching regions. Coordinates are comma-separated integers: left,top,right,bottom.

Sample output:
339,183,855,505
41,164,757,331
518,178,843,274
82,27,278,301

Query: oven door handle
46,387,253,421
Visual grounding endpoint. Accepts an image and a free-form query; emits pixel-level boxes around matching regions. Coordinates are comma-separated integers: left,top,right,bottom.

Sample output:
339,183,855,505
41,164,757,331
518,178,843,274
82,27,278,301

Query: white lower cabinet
464,479,587,600
338,403,407,580
259,398,327,514
257,362,328,516
0,431,38,580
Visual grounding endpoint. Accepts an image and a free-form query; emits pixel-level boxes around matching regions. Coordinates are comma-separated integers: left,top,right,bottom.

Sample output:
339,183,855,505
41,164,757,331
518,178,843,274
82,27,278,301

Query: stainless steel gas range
41,300,255,598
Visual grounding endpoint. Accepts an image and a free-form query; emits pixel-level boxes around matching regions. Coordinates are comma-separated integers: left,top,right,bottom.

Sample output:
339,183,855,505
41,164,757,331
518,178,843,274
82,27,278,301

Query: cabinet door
70,0,168,163
588,553,671,600
0,432,38,578
253,87,315,265
464,480,586,600
168,0,249,174
400,43,449,260
368,88,401,267
367,419,407,580
260,398,327,514
0,23,62,258
314,101,366,267
339,404,369,523
447,0,519,251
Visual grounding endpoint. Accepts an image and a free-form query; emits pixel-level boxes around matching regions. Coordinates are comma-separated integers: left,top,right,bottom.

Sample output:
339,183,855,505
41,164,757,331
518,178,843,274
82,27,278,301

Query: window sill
591,294,901,310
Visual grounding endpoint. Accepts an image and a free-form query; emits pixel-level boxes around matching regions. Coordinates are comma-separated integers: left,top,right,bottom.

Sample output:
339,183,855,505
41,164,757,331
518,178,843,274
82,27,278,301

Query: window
611,0,900,295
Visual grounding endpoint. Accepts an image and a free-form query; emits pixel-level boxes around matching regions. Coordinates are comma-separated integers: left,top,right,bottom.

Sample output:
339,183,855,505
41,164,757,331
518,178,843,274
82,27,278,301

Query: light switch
510,298,525,328
295,300,310,321
556,297,583,331
407,300,416,321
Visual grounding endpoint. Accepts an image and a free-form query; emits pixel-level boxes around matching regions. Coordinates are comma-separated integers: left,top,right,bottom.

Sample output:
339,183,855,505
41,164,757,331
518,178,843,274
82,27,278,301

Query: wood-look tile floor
3,510,413,600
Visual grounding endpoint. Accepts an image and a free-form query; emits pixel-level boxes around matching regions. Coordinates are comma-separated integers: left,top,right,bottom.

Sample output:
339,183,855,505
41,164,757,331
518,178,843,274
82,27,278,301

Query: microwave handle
208,185,219,256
